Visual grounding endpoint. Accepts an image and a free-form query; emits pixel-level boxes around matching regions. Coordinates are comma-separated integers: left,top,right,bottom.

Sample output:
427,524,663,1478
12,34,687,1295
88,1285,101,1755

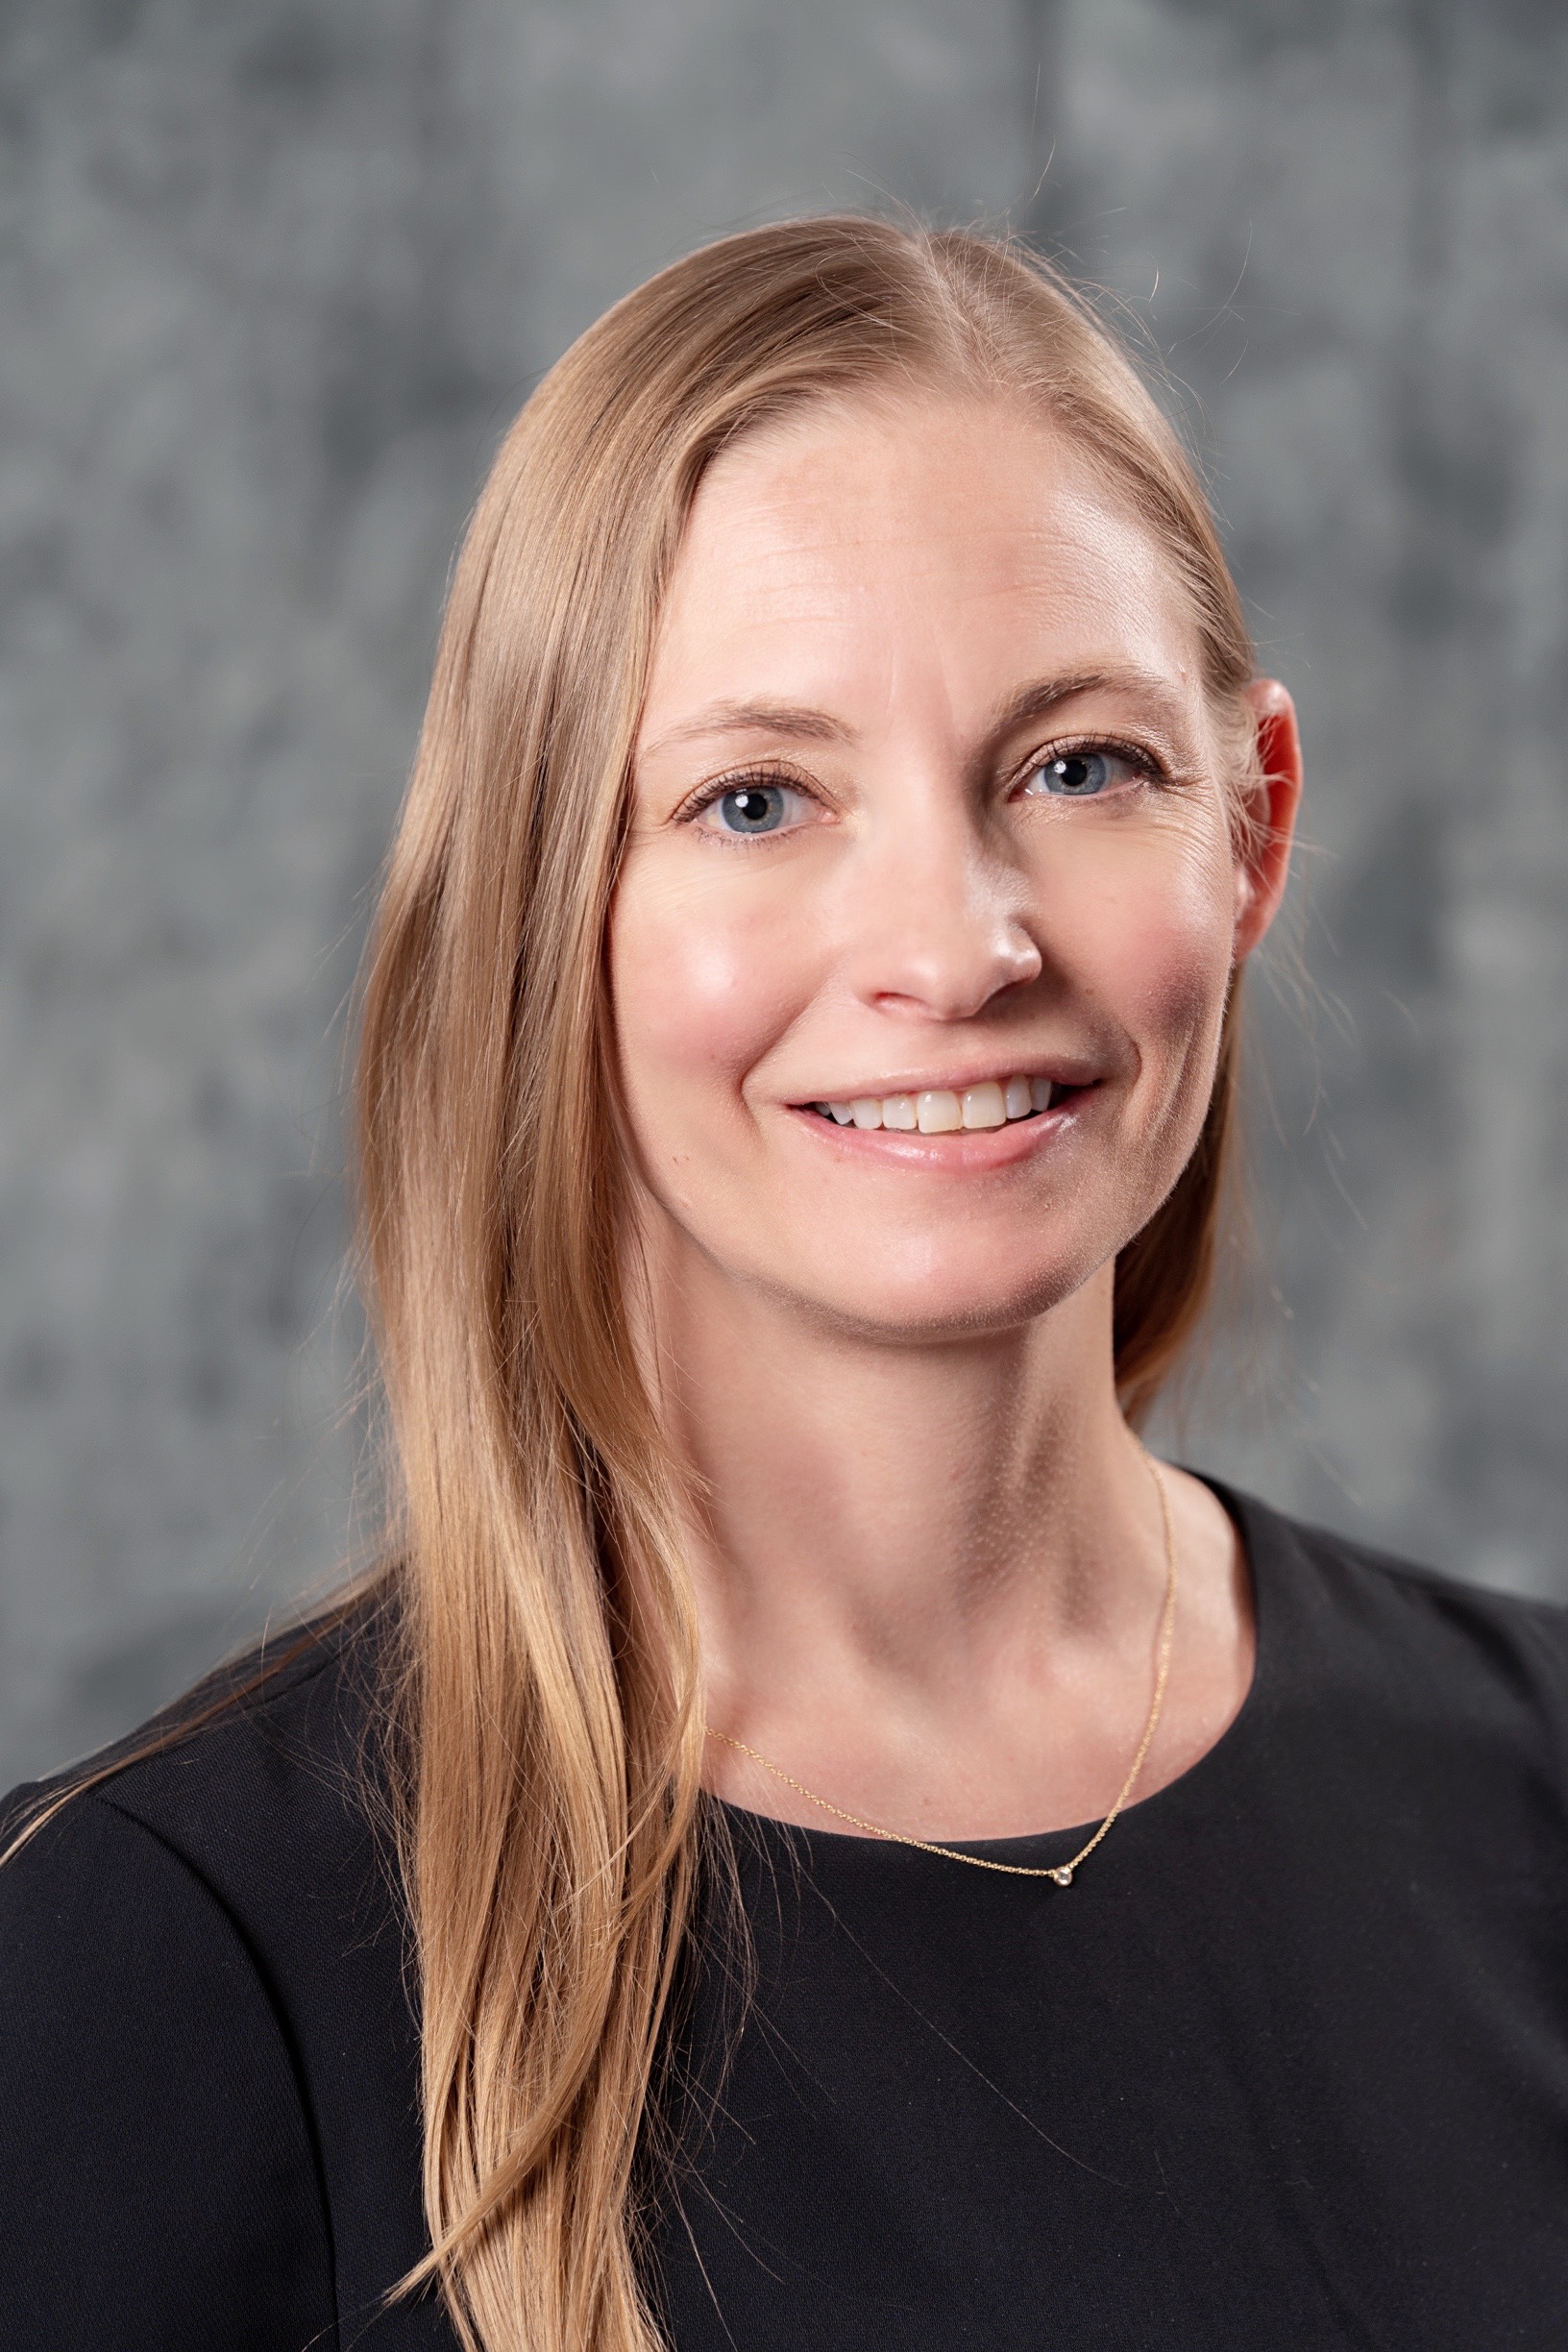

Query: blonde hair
354,216,1260,2350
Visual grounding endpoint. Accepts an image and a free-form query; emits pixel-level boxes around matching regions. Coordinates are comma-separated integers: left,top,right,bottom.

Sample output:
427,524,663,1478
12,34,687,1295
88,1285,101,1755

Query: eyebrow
638,699,853,761
985,666,1189,738
637,666,1191,764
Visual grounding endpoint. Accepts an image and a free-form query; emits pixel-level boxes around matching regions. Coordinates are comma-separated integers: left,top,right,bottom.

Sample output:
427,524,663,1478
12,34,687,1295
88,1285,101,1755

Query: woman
4,217,1567,2352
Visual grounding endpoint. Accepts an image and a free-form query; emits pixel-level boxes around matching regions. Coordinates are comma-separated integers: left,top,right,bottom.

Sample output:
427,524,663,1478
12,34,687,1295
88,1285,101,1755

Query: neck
632,1215,1250,1842
648,1247,1163,1751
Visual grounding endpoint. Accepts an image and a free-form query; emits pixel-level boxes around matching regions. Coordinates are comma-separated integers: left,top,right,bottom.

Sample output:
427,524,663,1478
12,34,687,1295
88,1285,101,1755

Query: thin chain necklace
707,1455,1177,1888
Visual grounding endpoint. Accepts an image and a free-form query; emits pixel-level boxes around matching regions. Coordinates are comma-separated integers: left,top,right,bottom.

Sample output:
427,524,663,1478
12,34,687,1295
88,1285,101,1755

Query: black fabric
4,1485,1568,2348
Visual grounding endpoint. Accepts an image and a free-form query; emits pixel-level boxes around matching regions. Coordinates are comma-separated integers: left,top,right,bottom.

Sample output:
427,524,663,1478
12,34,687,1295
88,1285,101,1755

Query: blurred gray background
3,0,1565,1784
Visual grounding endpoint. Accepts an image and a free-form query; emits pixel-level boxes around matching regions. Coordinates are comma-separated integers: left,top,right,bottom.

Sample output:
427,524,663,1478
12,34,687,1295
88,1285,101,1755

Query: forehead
640,393,1204,741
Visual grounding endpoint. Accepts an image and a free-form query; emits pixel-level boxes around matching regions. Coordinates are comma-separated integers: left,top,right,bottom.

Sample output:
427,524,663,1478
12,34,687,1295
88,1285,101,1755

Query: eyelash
677,759,812,826
675,735,1172,835
1013,734,1169,796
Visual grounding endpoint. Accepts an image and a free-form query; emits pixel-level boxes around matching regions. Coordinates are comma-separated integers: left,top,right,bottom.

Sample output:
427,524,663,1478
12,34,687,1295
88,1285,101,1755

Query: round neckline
713,1471,1276,1861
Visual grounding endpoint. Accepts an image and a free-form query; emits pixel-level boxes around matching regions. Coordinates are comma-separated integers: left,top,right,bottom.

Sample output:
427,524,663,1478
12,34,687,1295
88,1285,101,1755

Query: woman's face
611,392,1286,1342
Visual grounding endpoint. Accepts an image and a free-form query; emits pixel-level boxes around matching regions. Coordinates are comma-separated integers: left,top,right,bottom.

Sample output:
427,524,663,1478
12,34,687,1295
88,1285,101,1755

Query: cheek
609,868,809,1113
1126,894,1233,1050
1088,826,1236,1045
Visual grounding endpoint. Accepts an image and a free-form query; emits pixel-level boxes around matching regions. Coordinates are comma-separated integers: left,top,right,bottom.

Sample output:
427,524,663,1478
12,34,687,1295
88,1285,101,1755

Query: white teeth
917,1090,963,1134
962,1081,1006,1130
811,1075,1063,1131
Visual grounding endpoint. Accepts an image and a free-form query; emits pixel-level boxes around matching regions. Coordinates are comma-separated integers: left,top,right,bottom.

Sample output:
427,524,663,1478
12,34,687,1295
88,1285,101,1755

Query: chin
781,1245,1102,1345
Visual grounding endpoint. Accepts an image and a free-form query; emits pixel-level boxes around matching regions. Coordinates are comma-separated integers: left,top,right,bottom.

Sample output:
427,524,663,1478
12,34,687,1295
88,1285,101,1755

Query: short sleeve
0,1790,336,2351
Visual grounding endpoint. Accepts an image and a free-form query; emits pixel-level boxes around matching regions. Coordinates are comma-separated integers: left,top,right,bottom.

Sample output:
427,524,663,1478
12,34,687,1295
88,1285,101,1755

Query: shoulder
5,1589,401,1956
0,1786,335,2347
0,1592,421,2348
1219,1479,1568,1771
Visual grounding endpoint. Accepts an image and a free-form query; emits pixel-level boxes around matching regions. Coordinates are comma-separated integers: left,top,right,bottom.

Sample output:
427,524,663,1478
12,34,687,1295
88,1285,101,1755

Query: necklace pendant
1048,1865,1073,1887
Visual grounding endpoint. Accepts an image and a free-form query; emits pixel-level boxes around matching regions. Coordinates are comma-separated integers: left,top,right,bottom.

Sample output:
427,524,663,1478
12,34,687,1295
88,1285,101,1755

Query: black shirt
5,1483,1568,2349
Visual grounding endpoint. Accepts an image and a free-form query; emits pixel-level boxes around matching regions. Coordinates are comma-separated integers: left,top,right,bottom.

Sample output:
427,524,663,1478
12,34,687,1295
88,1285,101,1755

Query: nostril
845,879,1042,1022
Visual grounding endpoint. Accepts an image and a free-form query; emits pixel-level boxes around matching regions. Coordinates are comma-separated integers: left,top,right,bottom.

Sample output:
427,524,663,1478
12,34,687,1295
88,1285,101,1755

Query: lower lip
786,1088,1095,1170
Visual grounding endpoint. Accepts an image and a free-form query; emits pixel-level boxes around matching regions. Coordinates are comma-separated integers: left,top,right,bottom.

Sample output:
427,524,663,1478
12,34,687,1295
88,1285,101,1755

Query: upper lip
786,1059,1101,1103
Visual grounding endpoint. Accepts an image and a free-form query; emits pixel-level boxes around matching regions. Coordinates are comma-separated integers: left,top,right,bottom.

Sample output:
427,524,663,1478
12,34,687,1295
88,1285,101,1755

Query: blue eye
719,785,785,832
1025,750,1120,797
698,780,815,836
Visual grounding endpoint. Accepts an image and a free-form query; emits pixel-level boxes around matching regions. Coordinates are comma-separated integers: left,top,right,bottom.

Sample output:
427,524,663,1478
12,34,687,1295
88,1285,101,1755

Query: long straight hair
354,216,1259,2351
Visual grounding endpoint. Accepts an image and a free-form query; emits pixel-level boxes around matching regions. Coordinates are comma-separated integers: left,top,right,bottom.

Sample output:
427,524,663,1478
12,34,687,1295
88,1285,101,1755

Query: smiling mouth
799,1075,1085,1135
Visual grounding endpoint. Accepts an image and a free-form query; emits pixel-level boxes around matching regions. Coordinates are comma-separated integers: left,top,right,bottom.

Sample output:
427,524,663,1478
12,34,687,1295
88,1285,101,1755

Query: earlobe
1233,678,1303,962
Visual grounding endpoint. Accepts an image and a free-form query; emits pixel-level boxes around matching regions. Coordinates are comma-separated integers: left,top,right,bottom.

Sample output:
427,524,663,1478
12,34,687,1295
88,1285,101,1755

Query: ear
1232,678,1302,962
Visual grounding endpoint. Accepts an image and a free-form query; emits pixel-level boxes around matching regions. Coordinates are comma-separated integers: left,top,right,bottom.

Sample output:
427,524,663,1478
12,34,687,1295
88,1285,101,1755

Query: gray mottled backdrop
3,0,1565,1783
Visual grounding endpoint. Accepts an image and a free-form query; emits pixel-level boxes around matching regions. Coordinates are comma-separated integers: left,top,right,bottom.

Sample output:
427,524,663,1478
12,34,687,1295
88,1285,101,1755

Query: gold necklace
707,1455,1177,1887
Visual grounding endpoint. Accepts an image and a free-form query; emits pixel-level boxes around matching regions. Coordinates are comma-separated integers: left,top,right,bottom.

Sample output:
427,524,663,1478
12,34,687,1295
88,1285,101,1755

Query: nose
841,783,1042,1021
